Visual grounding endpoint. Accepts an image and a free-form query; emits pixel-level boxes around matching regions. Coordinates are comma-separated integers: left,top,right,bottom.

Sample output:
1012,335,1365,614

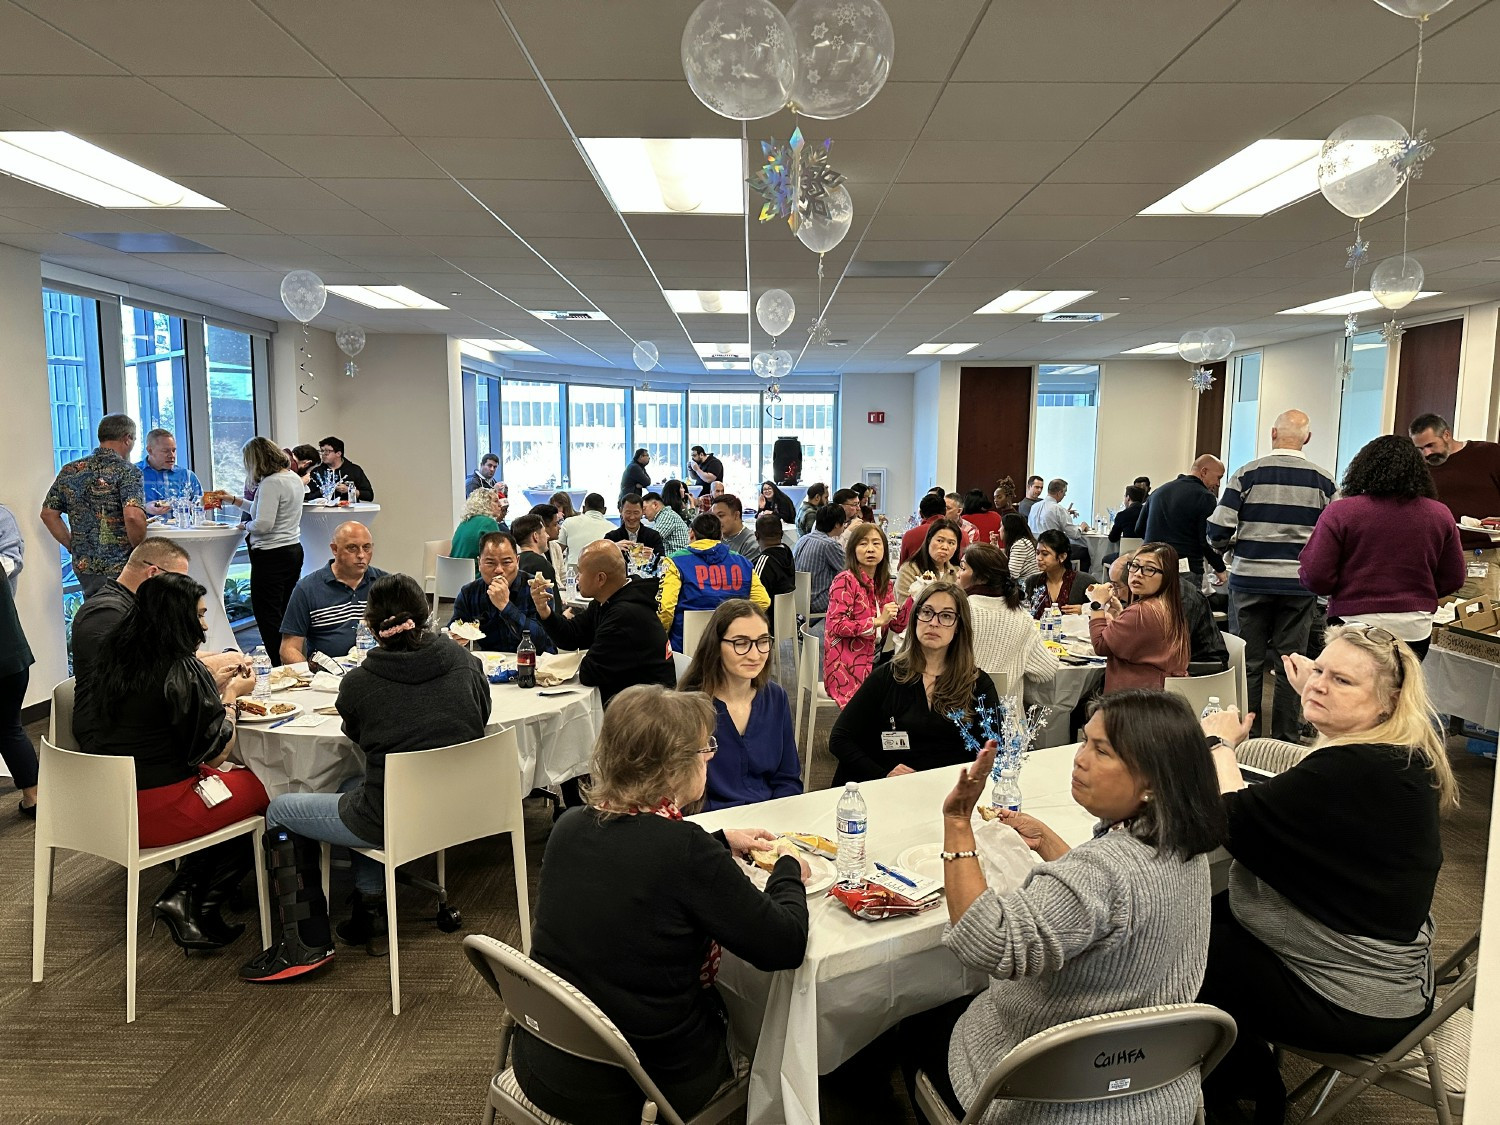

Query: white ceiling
1,0,1499,375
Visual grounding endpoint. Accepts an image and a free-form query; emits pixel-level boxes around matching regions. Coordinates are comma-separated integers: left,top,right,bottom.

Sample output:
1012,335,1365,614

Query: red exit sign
867,411,886,424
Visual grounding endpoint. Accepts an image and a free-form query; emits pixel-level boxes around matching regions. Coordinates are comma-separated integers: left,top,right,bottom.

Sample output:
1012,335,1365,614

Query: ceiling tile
347,78,562,139
0,4,124,74
0,75,220,132
150,77,396,135
925,82,1141,141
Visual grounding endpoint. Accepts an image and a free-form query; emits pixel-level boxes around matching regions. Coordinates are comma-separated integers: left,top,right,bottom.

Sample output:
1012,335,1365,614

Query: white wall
1455,302,1499,440
912,363,940,498
1093,360,1198,509
1250,333,1345,473
0,243,67,709
838,371,915,520
269,320,341,449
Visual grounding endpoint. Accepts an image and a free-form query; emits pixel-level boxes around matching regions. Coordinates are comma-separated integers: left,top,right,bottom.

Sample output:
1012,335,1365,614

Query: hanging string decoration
1380,319,1407,344
280,269,326,411
335,325,365,379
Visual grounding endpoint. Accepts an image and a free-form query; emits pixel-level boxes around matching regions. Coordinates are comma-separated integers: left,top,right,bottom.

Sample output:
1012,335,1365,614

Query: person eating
957,543,1059,691
895,517,961,604
1085,541,1190,692
757,480,796,524
279,521,387,666
449,531,553,654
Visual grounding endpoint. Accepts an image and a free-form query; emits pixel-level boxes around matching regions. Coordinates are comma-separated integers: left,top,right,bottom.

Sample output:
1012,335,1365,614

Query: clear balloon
1371,0,1454,17
1317,115,1409,220
752,350,775,378
1370,255,1425,310
335,325,366,358
1201,327,1236,364
756,288,796,336
632,340,659,371
280,270,326,324
681,0,795,121
786,0,895,120
753,350,795,379
1177,330,1209,366
795,183,853,253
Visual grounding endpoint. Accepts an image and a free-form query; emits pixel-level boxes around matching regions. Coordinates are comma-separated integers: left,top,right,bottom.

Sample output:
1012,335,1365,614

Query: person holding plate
512,685,809,1123
448,531,553,654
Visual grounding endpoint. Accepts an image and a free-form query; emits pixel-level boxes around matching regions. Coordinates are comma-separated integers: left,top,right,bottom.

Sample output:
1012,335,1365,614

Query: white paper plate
744,850,837,896
895,843,945,886
236,701,303,724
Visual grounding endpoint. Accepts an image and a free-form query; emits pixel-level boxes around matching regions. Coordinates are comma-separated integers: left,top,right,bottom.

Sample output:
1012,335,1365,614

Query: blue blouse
703,681,803,811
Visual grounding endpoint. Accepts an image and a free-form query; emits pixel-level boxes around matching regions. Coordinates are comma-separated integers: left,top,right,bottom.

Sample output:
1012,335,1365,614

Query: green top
449,515,500,561
0,569,33,678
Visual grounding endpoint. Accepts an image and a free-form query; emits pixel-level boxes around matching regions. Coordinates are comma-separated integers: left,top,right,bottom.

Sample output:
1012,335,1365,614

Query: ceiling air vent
846,260,950,278
529,309,611,321
1037,311,1117,323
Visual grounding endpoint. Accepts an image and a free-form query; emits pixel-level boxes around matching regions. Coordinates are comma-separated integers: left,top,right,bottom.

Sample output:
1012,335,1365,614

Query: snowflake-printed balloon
682,0,795,121
785,0,894,119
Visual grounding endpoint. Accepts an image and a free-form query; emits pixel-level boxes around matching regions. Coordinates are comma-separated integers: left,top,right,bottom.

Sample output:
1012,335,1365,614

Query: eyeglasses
1337,622,1406,686
916,607,959,627
1126,561,1164,578
697,737,719,759
318,447,335,454
722,635,774,654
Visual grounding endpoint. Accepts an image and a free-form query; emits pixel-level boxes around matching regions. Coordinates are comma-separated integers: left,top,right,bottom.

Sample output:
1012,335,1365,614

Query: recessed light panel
693,342,751,362
581,138,744,215
1119,342,1182,355
664,290,749,314
975,290,1095,315
530,308,611,322
909,342,978,355
1277,290,1439,315
0,132,224,208
1139,139,1323,217
461,338,543,354
327,285,448,310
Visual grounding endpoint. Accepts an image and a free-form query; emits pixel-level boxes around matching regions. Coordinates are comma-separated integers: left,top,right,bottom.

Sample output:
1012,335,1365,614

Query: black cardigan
828,662,998,784
1224,742,1442,942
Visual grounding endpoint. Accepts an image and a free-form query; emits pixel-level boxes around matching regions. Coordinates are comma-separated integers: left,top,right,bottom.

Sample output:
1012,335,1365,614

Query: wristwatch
1204,735,1227,750
1089,600,1104,611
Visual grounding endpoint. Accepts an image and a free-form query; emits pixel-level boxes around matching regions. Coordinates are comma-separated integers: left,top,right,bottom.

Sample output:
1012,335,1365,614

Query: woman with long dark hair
660,479,690,520
1086,541,1191,691
895,517,961,603
88,572,266,952
957,543,1058,690
1001,513,1038,583
756,480,796,525
241,573,491,982
679,599,800,809
1024,529,1097,616
1299,434,1464,660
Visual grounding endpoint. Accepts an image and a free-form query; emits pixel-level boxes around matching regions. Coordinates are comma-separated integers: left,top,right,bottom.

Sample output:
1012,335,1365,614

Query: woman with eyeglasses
1023,529,1096,616
828,581,998,784
895,517,962,604
512,684,809,1124
680,599,801,810
1195,625,1458,1122
756,480,797,525
1084,541,1190,692
1298,434,1464,661
825,521,910,707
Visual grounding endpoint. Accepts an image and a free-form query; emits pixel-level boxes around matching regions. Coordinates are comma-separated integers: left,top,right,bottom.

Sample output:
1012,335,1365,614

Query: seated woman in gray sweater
904,691,1225,1123
240,573,491,982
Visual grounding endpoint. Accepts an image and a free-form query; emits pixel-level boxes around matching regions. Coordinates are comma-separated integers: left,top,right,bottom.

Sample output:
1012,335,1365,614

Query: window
569,385,626,498
121,303,189,452
689,391,762,500
635,389,685,483
475,376,493,457
205,324,256,496
762,391,836,489
1033,365,1099,523
1226,352,1262,477
500,379,564,487
1335,332,1387,481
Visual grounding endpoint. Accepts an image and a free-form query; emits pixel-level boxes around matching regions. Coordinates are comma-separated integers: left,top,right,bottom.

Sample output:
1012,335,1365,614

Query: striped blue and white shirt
1208,449,1335,596
279,562,389,657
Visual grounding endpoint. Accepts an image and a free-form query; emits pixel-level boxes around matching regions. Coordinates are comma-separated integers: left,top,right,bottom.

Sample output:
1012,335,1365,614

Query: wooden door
1393,319,1462,432
957,366,1032,494
1194,361,1227,458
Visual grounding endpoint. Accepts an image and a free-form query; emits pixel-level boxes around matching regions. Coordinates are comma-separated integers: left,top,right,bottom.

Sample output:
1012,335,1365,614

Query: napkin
308,671,344,693
536,650,584,687
974,816,1040,895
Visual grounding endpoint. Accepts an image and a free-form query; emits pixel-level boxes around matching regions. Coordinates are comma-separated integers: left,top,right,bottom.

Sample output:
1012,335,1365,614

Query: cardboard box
1432,597,1500,663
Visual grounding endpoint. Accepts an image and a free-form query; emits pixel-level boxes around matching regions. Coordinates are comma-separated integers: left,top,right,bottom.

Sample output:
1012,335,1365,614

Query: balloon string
742,119,753,369
1402,17,1425,262
1349,219,1361,293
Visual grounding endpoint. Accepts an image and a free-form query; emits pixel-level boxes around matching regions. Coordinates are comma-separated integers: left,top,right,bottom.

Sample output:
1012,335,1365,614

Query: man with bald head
1209,409,1335,740
1138,452,1229,582
533,539,675,705
279,520,388,665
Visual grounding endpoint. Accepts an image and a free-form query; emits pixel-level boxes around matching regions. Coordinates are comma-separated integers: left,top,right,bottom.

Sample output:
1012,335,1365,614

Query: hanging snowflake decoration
1335,358,1354,381
1345,236,1369,270
637,381,652,391
1380,318,1406,344
1188,366,1216,394
745,128,847,231
808,314,833,345
1387,131,1435,181
1344,311,1360,339
766,381,782,402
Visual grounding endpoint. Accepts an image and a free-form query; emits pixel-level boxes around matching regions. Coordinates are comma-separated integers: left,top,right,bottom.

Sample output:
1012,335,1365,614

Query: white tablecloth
300,502,380,577
689,746,1095,1125
236,679,602,797
1082,532,1111,569
152,522,246,650
1425,645,1500,731
1024,612,1104,747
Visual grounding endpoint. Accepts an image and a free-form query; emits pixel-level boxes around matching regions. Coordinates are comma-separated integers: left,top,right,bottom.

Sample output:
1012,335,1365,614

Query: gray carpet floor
0,713,1488,1124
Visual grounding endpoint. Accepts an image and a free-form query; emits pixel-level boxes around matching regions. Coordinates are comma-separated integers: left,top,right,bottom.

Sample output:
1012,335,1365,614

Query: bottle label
837,818,866,835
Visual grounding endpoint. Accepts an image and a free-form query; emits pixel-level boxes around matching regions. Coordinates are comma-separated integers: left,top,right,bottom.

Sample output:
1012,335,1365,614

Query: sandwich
237,698,269,717
748,839,800,871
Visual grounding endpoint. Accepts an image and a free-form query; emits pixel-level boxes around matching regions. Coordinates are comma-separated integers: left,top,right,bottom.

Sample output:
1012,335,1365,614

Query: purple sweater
1298,495,1465,617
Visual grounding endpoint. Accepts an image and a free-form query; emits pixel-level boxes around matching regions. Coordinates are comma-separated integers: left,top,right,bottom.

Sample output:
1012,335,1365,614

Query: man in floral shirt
40,413,147,597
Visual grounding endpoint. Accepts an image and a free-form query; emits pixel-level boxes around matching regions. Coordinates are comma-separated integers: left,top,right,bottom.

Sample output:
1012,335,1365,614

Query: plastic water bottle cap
844,781,858,791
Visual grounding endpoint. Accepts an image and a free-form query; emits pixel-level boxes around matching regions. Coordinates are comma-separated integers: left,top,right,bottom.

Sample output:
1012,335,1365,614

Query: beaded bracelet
940,849,978,862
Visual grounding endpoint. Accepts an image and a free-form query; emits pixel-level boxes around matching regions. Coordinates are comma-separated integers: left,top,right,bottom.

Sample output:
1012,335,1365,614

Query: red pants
136,767,270,849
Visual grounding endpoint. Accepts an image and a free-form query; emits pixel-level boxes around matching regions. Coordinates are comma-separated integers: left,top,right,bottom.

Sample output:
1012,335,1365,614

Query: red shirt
965,510,1002,547
899,516,940,567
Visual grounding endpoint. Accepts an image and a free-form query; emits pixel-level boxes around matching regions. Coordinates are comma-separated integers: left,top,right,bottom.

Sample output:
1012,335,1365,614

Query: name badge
881,730,911,751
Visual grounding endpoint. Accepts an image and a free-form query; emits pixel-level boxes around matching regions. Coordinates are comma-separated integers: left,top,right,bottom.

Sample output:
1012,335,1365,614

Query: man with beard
1410,412,1500,597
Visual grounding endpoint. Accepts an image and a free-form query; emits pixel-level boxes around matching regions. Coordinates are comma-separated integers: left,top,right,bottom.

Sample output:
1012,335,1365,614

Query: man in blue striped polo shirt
278,520,387,665
1208,409,1335,741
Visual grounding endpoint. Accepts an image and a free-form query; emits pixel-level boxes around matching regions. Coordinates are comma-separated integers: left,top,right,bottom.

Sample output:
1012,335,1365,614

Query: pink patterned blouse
823,568,911,707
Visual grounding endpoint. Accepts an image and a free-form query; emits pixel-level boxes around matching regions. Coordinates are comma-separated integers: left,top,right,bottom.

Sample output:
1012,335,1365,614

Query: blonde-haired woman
233,437,304,665
1198,625,1459,1121
828,582,998,783
824,520,909,707
1084,541,1190,692
449,487,502,561
513,685,809,1123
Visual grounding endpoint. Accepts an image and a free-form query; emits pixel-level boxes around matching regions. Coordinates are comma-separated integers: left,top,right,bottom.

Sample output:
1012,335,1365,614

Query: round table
151,521,246,650
1022,611,1105,747
522,488,588,513
300,502,380,577
1082,532,1112,569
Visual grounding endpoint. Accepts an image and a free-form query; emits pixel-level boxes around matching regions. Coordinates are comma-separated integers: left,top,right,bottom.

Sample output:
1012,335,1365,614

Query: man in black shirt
604,494,665,556
309,435,375,502
1138,454,1226,581
688,445,724,497
511,512,557,583
752,513,795,600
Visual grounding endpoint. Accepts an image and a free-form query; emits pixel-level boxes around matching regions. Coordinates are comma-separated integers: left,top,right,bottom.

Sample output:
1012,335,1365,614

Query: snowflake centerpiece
1188,366,1216,394
944,707,987,757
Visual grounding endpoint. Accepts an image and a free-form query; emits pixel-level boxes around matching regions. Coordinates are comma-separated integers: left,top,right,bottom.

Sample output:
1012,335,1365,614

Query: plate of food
236,699,302,723
449,620,486,643
268,666,312,692
895,843,945,885
742,834,838,896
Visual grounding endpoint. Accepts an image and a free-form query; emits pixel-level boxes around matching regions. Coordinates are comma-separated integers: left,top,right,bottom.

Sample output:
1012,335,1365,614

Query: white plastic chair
794,626,838,790
50,677,78,752
31,737,271,1023
680,608,713,658
1119,536,1145,556
1220,631,1249,715
435,554,476,604
771,591,797,681
793,570,811,621
320,726,530,1015
976,669,1010,700
421,537,452,610
1164,667,1240,719
464,934,749,1125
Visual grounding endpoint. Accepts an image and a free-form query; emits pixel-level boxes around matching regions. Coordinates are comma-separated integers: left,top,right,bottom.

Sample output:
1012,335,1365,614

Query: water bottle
516,633,537,689
834,781,868,886
1201,696,1223,720
355,620,376,656
251,645,272,700
993,767,1022,814
564,564,579,600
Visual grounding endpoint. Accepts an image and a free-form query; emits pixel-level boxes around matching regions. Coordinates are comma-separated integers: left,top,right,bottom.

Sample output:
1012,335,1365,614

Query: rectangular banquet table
1424,644,1500,732
689,745,1096,1125
236,679,603,797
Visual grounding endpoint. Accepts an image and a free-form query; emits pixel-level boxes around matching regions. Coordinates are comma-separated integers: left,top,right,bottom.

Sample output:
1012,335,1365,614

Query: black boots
152,842,249,953
335,890,389,958
239,827,335,983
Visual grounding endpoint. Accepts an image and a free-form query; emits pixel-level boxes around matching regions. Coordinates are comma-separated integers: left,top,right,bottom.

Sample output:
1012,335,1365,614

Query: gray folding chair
463,934,748,1125
914,1003,1237,1125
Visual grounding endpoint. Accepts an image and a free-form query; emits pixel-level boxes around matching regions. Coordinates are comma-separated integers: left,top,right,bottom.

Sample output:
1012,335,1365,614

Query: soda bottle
251,645,272,700
1201,696,1223,720
834,781,868,886
516,633,537,689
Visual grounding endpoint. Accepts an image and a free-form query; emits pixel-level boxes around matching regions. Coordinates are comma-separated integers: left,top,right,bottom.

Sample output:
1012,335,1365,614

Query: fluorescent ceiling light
664,289,749,314
693,342,751,362
581,138,744,215
975,290,1095,315
327,285,448,310
1119,342,1182,355
1277,290,1439,315
909,342,978,355
0,131,224,208
1045,364,1099,376
461,338,542,354
1139,139,1323,217
703,359,749,370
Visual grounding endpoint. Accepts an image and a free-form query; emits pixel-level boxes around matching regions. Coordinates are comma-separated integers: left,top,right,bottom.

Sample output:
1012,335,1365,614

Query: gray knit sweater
943,828,1211,1124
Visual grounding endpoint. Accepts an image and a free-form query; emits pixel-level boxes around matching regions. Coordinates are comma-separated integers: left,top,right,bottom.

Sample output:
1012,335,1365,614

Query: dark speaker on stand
772,436,802,485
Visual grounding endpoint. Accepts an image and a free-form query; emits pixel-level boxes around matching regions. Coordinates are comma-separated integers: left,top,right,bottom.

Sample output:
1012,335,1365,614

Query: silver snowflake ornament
808,315,832,345
1380,318,1406,344
1345,237,1369,270
1344,312,1359,339
1388,132,1435,181
1335,358,1353,381
1188,366,1216,394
